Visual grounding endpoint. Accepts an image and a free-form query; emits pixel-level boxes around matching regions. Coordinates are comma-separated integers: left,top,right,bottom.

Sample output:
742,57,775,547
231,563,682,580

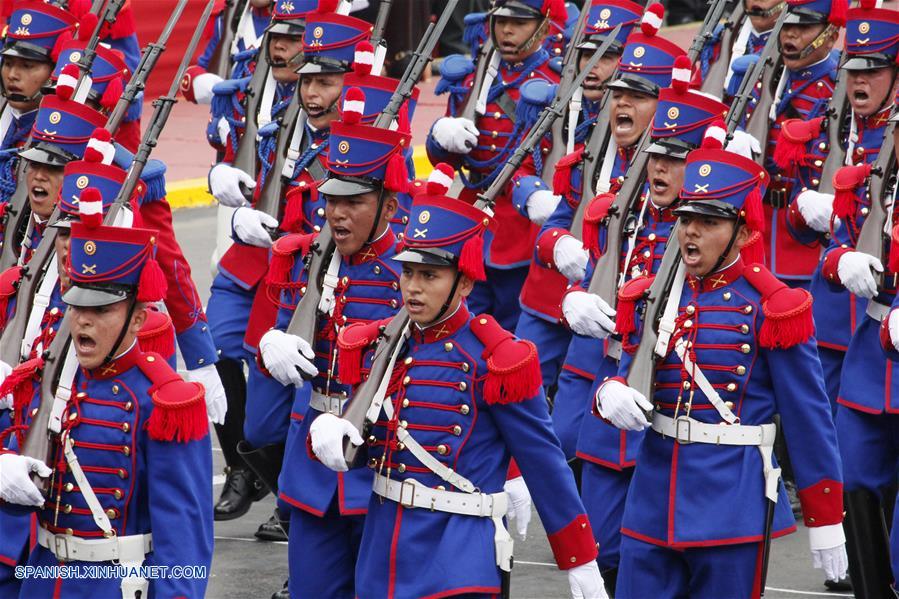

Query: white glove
526,189,562,226
187,364,227,425
596,379,653,431
568,561,608,599
216,117,231,146
259,329,318,386
725,130,762,159
837,251,883,299
431,117,478,154
209,163,255,207
504,476,531,540
554,235,589,282
192,72,224,105
809,524,849,582
796,190,835,233
0,360,13,411
309,413,363,472
0,453,50,506
562,291,616,339
232,207,278,248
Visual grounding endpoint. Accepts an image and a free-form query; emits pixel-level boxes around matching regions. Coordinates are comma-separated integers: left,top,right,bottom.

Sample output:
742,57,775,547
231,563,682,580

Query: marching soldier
309,180,607,599
0,202,213,598
596,129,847,597
256,91,408,597
426,0,565,331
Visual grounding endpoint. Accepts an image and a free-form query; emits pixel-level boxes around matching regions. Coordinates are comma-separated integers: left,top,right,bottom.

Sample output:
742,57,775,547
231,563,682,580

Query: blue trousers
205,273,254,363
582,462,633,571
618,535,764,598
514,311,570,390
468,265,528,331
835,404,899,493
288,502,365,599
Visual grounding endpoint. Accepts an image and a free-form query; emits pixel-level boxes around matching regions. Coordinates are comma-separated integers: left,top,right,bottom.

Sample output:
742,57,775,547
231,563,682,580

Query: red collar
856,106,892,131
686,257,744,293
345,230,397,265
412,304,470,344
83,343,142,380
647,199,677,223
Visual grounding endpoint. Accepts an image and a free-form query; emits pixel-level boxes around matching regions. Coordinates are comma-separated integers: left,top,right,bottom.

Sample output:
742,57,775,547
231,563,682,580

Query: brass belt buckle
398,480,417,509
674,416,693,444
53,534,71,561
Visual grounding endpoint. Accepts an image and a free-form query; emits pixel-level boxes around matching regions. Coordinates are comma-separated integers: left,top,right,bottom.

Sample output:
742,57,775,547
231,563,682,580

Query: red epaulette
615,275,655,338
743,263,814,349
552,147,585,198
582,192,616,253
0,266,23,330
266,232,317,292
137,307,175,361
336,318,391,385
832,163,871,220
471,315,542,404
773,117,824,169
138,353,208,443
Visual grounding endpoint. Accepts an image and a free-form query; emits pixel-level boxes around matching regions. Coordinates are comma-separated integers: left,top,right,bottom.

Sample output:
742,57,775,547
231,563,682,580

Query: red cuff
821,247,853,286
787,199,810,233
798,479,844,527
179,65,208,103
306,432,319,462
547,514,599,570
506,459,521,480
592,376,626,419
535,228,569,270
255,351,273,379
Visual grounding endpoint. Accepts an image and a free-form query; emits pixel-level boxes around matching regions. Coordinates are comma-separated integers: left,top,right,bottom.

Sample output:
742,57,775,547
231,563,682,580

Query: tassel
281,185,305,233
829,0,847,28
832,163,871,220
742,184,765,232
484,340,542,404
552,148,583,197
773,117,824,170
137,257,167,302
105,4,136,39
614,276,655,338
542,0,566,22
832,188,859,221
889,224,899,273
396,102,411,135
337,320,385,386
759,289,814,348
582,220,600,258
0,265,22,331
317,0,340,13
463,14,487,55
384,152,409,193
338,343,364,385
582,192,615,256
741,230,766,265
67,0,92,19
100,75,123,111
146,382,208,442
1,357,44,413
671,55,692,94
77,11,98,40
459,232,486,281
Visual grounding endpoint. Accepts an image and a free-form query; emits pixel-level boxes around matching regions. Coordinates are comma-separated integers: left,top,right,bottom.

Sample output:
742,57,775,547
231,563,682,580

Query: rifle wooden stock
569,92,613,241
232,44,271,201
816,69,849,195
701,2,745,96
855,122,896,279
209,0,248,79
459,39,495,123
688,0,730,64
255,97,303,219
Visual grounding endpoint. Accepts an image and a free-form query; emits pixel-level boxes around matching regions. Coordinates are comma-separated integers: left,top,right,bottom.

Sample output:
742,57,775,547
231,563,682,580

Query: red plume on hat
702,119,726,149
137,242,167,303
671,54,693,94
78,187,103,228
427,163,455,196
84,127,115,165
542,0,566,21
829,0,847,28
55,63,80,102
353,41,374,77
641,3,665,36
100,75,123,112
341,86,365,125
316,0,340,13
832,163,872,220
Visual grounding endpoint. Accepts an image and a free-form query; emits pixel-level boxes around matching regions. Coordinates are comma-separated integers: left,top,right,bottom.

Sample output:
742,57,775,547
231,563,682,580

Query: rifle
854,121,897,285
20,0,217,496
700,1,746,96
230,43,272,203
284,0,461,354
209,0,249,79
339,25,623,466
743,11,789,153
815,67,849,195
0,0,128,273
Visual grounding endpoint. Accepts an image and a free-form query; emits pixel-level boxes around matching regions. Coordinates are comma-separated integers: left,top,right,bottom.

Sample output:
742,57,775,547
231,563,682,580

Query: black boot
214,359,266,521
844,489,894,598
236,441,286,496
601,567,618,598
271,579,289,599
255,507,290,542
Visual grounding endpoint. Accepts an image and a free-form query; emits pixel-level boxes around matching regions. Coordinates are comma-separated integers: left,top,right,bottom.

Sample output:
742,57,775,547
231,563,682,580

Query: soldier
256,91,407,598
426,0,565,331
568,90,729,593
308,182,606,599
597,130,847,597
0,203,213,598
712,0,785,99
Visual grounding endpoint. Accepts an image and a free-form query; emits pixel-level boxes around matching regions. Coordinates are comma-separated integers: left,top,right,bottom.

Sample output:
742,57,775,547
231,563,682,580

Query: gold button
64,504,72,514
437,444,449,455
861,207,869,216
65,528,73,536
743,306,753,314
686,305,695,315
341,276,349,285
313,226,321,232
857,147,864,155
124,402,132,411
111,385,119,394
479,318,487,325
391,282,399,291
812,178,819,186
684,320,693,328
403,376,411,385
741,344,751,354
491,130,498,138
146,356,155,363
461,363,470,373
105,508,116,518
397,463,406,473
725,401,735,409
752,266,761,273
368,458,378,468
459,405,470,415
76,392,86,399
490,144,496,152
723,292,731,301
726,383,737,392
404,357,414,365
452,425,462,436
399,420,408,429
809,517,816,523
114,489,123,500
368,435,377,444
396,442,405,451
458,381,468,391
682,381,691,390
570,557,577,564
118,469,127,479
819,143,827,151
31,408,37,417
65,482,74,492
736,365,746,375
122,446,130,456
300,286,307,295
814,160,823,167
316,207,324,216
444,342,454,352
121,423,130,433
69,412,77,421
648,233,656,241
494,111,501,119
824,487,831,494
740,324,749,334
374,265,381,274
402,398,410,408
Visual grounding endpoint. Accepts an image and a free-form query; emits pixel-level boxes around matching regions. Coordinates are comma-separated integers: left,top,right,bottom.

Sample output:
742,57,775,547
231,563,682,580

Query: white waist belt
867,300,890,322
372,474,513,571
37,528,152,563
651,413,781,501
310,390,349,415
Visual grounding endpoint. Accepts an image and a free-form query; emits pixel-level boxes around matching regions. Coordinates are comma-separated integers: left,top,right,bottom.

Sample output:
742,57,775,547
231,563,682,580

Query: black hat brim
645,140,691,160
318,176,377,196
783,9,827,25
673,200,739,220
19,144,71,167
606,75,659,97
842,56,893,71
63,285,130,307
392,248,456,267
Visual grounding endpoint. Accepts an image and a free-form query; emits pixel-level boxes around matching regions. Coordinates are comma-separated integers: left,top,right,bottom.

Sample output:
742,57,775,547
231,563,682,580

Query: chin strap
702,220,742,279
427,271,463,327
364,187,390,244
490,16,549,58
779,23,835,61
101,297,137,367
744,0,786,18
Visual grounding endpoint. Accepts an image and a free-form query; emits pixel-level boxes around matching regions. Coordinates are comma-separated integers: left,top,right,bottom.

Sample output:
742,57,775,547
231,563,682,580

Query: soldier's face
493,16,544,63
1,55,51,111
400,262,473,325
25,160,64,219
647,154,685,208
70,300,146,370
579,51,620,102
678,213,749,276
269,33,303,83
326,191,397,257
55,228,71,291
779,23,836,70
611,89,657,148
847,67,896,117
249,0,271,7
300,73,345,129
745,0,783,32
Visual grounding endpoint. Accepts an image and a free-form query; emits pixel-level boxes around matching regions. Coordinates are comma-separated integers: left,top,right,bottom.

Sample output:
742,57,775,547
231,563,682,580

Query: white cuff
808,523,846,550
